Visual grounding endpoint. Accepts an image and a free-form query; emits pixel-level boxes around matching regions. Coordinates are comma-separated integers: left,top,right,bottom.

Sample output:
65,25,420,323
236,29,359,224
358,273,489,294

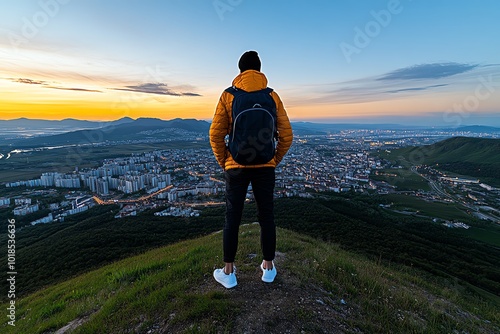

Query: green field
383,194,500,246
382,193,472,221
371,168,431,191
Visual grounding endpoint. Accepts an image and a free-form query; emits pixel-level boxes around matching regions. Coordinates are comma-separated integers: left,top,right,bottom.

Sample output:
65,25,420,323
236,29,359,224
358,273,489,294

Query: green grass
454,225,500,247
371,168,431,191
2,225,498,333
3,237,234,333
382,193,472,221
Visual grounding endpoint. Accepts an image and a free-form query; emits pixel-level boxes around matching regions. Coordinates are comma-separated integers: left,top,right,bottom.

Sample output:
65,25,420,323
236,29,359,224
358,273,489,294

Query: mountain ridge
2,117,499,137
6,118,211,147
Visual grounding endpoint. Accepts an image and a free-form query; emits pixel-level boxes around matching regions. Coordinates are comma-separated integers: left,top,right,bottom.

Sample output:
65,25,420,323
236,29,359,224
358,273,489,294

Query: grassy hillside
2,195,499,304
2,224,499,334
380,136,500,184
0,204,224,299
423,137,500,164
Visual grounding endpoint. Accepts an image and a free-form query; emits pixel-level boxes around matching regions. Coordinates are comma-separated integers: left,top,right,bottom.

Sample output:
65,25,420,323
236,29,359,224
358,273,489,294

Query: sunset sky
0,0,499,126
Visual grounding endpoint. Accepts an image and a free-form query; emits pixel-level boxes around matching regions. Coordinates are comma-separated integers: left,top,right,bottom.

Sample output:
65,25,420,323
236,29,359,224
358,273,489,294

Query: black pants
223,167,276,263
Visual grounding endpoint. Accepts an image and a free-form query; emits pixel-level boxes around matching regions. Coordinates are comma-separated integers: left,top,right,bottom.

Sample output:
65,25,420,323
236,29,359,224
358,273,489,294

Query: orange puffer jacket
209,70,293,170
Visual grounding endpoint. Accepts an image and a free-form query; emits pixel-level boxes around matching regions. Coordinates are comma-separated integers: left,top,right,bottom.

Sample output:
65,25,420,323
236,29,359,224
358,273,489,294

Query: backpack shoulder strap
261,87,273,94
225,86,246,98
225,86,273,96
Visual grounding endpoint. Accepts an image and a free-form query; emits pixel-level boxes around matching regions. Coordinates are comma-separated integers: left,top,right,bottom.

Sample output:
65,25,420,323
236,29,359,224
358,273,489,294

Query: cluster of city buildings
6,173,81,189
277,141,381,197
154,206,200,218
441,221,470,229
6,154,172,196
0,190,94,225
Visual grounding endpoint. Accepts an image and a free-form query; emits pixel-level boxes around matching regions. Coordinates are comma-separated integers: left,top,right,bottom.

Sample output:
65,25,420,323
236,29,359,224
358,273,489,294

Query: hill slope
3,196,499,301
2,224,498,334
384,136,500,181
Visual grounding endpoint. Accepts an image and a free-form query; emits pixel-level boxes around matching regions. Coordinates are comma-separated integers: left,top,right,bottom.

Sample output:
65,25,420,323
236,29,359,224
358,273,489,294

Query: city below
1,127,499,227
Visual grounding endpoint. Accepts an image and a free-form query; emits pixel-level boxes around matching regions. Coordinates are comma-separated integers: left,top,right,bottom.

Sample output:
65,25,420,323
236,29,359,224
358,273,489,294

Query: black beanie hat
238,51,261,72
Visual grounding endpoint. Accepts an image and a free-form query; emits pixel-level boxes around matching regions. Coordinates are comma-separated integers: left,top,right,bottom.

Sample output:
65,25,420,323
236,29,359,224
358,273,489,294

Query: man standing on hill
210,51,293,288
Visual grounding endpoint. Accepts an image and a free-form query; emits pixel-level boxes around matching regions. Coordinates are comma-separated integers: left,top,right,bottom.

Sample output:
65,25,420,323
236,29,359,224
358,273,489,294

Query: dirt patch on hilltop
166,252,362,334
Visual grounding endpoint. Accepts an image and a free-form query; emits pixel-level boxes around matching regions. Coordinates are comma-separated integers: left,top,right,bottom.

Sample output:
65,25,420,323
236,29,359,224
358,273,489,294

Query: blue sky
0,0,499,126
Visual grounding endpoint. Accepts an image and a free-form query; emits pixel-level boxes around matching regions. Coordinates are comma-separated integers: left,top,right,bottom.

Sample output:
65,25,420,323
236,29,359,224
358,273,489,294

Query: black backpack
225,86,277,165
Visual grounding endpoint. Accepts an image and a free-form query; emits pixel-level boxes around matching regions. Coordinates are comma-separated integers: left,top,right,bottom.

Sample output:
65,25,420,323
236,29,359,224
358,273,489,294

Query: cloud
299,63,500,105
45,86,103,93
385,84,448,94
7,77,102,93
181,92,202,96
5,77,201,97
378,62,478,81
11,78,47,85
112,82,201,96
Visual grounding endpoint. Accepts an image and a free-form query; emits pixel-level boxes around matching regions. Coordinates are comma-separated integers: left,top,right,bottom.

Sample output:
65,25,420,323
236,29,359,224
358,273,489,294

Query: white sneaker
213,268,237,289
260,261,277,283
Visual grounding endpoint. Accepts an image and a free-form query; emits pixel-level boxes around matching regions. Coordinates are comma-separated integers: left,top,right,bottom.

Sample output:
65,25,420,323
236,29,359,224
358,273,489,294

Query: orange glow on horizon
2,97,498,122
1,77,499,122
0,100,215,121
0,81,219,121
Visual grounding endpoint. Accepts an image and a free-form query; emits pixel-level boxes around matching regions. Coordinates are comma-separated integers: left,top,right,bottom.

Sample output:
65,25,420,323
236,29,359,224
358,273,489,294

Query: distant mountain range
1,117,499,146
1,118,210,147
